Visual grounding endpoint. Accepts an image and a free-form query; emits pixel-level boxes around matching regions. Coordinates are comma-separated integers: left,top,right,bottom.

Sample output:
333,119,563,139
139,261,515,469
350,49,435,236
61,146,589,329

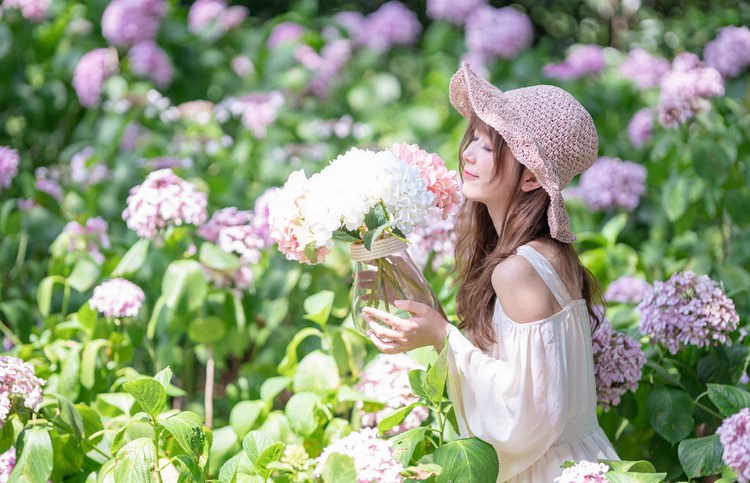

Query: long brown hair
455,116,603,350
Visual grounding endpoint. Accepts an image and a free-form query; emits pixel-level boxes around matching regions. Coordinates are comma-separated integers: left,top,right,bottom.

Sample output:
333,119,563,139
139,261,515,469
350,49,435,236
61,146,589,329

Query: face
461,128,519,207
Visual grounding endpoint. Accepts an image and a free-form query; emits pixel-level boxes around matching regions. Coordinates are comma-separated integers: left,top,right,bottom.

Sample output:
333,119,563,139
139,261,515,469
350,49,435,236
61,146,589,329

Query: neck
486,200,508,238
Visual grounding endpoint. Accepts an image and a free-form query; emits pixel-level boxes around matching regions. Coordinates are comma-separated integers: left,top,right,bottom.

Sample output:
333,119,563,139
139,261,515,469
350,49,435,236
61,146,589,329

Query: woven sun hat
449,62,599,243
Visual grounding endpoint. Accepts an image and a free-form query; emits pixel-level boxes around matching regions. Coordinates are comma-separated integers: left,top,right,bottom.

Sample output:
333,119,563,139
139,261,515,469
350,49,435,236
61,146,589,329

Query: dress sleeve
446,322,569,477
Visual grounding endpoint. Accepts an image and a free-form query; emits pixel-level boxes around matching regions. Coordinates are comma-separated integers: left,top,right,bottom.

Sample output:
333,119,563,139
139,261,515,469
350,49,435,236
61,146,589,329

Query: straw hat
449,62,599,243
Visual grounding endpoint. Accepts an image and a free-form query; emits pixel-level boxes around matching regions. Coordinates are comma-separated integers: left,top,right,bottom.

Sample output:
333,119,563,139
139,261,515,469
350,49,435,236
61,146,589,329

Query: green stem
695,401,724,421
204,344,214,429
48,416,112,460
0,318,22,346
435,403,445,447
13,232,28,273
154,425,165,483
61,282,71,318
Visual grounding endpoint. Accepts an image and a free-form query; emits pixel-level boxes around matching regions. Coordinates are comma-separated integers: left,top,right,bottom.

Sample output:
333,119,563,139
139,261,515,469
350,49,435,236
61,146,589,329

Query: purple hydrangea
407,206,457,270
70,146,110,187
716,408,750,483
123,168,208,238
356,354,429,436
627,108,654,148
120,122,149,152
295,39,353,98
543,45,606,80
618,48,671,90
573,157,647,212
34,166,64,201
362,1,421,52
0,146,20,191
128,41,174,87
704,26,750,78
638,271,740,354
426,0,488,25
0,356,45,425
0,447,15,481
554,461,609,483
72,48,119,108
592,319,646,410
333,11,367,45
1,0,50,21
252,187,278,246
218,91,284,138
101,0,166,47
313,428,404,483
89,279,145,318
62,217,110,264
605,276,652,304
230,55,254,77
188,0,247,36
465,6,533,60
197,207,254,243
267,22,304,48
657,52,724,129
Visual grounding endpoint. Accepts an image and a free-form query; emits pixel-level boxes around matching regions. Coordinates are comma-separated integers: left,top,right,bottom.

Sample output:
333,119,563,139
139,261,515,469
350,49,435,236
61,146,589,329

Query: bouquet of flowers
268,143,460,333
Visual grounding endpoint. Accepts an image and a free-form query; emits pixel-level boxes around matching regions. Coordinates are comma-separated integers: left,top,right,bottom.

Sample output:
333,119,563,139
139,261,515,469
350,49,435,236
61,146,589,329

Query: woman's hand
363,300,451,354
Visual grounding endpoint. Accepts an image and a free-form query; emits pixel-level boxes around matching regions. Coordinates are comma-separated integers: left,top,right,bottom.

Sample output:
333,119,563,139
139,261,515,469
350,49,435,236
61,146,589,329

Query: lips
463,170,478,180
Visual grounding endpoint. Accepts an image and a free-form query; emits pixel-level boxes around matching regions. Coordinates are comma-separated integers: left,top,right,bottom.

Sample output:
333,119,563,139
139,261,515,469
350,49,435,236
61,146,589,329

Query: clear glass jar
351,236,439,336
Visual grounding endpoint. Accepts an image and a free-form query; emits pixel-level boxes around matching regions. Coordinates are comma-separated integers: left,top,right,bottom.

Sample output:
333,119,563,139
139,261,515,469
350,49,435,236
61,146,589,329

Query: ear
520,168,542,192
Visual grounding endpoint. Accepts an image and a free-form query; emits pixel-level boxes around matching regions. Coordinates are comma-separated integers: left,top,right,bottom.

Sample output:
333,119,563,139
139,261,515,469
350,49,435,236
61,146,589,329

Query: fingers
394,299,428,316
362,307,409,330
368,330,402,355
367,320,405,343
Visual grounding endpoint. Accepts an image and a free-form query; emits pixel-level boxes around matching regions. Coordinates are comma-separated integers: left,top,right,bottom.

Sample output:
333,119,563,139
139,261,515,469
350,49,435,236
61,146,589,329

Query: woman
363,62,619,482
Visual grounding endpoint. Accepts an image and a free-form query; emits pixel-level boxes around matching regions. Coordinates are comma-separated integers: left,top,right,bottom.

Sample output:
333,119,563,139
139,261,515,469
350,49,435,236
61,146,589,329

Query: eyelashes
470,136,493,153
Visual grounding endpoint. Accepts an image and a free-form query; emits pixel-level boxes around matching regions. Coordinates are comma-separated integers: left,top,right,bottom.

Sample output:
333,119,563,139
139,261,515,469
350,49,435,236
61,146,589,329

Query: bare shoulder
491,253,562,324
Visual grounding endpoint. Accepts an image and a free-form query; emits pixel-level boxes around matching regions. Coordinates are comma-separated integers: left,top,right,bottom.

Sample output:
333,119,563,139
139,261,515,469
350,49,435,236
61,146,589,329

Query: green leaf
336,385,385,412
426,341,449,403
242,431,283,472
408,369,431,401
218,453,242,483
230,401,264,439
160,411,205,456
285,392,322,437
678,435,724,479
123,378,167,420
332,228,361,242
601,213,628,246
604,472,668,483
59,344,81,401
147,295,172,340
321,453,357,483
377,402,420,435
365,203,388,231
113,437,157,483
293,351,341,395
707,384,750,417
602,460,657,473
162,260,208,312
188,316,227,344
199,242,242,271
81,339,110,389
37,276,58,317
662,176,689,222
154,367,173,389
8,427,54,483
646,387,694,444
389,426,429,466
260,377,291,404
277,327,323,376
433,437,499,483
112,239,150,277
363,224,388,251
56,394,85,441
68,258,101,293
303,290,335,328
304,242,319,264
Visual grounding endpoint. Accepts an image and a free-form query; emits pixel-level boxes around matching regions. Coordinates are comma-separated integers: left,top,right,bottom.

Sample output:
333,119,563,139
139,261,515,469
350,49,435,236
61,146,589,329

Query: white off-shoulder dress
446,244,619,483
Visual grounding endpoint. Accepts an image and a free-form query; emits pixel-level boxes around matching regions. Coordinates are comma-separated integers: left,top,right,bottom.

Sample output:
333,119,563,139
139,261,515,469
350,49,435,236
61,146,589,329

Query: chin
461,184,482,203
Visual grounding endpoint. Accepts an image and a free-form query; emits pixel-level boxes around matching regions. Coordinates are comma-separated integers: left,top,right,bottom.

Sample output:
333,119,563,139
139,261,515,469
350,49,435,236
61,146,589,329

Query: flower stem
204,344,214,429
0,318,22,347
61,282,71,318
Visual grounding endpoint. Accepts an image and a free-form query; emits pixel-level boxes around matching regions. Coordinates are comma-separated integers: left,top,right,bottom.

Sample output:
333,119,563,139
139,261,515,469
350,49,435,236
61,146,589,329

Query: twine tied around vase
350,236,408,262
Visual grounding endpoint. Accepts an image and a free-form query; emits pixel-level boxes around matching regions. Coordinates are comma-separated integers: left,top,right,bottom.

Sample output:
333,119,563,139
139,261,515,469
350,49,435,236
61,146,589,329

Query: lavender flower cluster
464,6,533,74
638,271,740,354
62,217,110,264
592,319,646,410
554,461,609,483
657,53,724,128
627,108,654,148
543,45,606,80
217,92,285,138
70,146,110,187
72,48,119,108
571,157,647,212
188,0,247,37
295,39,353,98
717,408,750,483
123,169,208,239
618,48,671,90
703,25,750,78
102,0,166,47
356,353,429,435
605,275,652,304
89,279,145,318
407,207,457,271
267,22,304,48
313,427,404,483
426,0,487,26
0,448,14,481
0,146,19,191
34,166,64,201
0,356,45,425
334,2,421,53
129,40,174,87
1,0,50,21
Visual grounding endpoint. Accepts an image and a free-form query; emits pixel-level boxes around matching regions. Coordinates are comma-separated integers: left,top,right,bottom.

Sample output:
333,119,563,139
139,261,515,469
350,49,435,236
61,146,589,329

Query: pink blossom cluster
34,166,64,201
618,48,670,90
0,0,50,21
188,0,247,37
251,187,277,247
0,448,15,481
717,408,750,483
704,26,750,78
356,354,429,436
123,169,208,238
571,157,647,212
89,278,145,318
426,0,487,25
407,207,457,271
0,146,19,191
592,319,646,410
543,45,606,80
627,108,654,148
295,39,353,98
334,2,421,52
62,217,110,264
0,356,45,425
605,276,652,304
102,0,166,47
464,6,533,68
230,55,254,77
313,427,404,483
389,143,461,220
267,22,304,48
218,91,284,138
72,48,120,108
657,53,724,128
554,461,609,483
70,146,110,187
120,122,149,152
638,271,740,354
129,41,174,87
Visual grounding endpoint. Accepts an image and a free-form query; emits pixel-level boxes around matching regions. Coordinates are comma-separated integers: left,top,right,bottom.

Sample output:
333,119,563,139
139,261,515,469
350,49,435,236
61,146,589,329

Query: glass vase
351,235,439,336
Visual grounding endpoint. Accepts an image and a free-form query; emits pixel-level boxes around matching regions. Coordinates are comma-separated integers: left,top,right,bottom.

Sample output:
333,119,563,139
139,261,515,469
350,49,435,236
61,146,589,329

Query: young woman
363,63,620,482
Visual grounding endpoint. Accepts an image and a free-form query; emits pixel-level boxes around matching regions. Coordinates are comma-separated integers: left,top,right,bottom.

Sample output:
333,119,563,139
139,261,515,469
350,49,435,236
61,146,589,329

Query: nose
463,143,477,165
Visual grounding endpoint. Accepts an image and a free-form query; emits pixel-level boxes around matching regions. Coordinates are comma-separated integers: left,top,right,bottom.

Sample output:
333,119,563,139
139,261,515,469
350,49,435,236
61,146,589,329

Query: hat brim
449,62,576,243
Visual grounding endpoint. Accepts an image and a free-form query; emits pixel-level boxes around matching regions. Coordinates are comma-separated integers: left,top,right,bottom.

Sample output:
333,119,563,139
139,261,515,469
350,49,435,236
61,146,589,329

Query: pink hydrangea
618,48,671,90
0,356,45,425
0,447,15,481
638,271,740,354
72,48,119,108
123,169,208,238
267,22,304,48
465,6,533,60
543,45,606,80
570,157,646,212
128,41,174,87
120,122,149,152
0,146,20,191
407,207,457,271
605,276,651,304
230,55,254,77
188,0,247,36
314,428,404,483
252,187,278,246
62,217,110,264
1,0,50,21
592,319,646,410
554,461,609,483
198,207,254,243
101,0,166,47
704,25,750,78
333,11,367,45
627,108,654,148
218,92,284,138
34,166,63,201
70,146,110,187
89,279,145,318
716,408,750,483
362,1,421,52
356,354,429,436
426,0,487,25
389,143,461,219
657,52,724,128
295,39,353,98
